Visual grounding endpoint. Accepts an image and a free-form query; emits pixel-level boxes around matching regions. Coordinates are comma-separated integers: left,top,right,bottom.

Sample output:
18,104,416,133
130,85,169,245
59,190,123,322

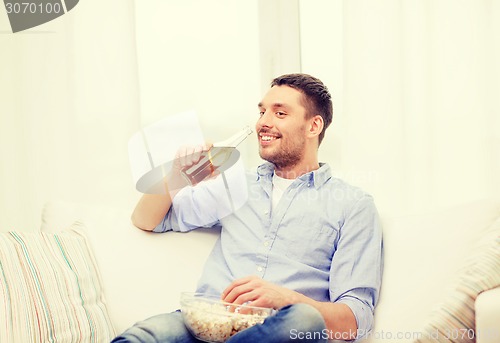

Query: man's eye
276,111,286,116
259,111,265,116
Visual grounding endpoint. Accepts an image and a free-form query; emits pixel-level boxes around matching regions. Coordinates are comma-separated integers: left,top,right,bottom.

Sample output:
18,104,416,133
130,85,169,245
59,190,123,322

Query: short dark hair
271,73,333,145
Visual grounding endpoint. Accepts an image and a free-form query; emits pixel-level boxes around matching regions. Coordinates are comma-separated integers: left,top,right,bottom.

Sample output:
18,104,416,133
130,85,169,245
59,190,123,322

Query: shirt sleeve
153,166,248,233
329,194,384,340
153,184,221,233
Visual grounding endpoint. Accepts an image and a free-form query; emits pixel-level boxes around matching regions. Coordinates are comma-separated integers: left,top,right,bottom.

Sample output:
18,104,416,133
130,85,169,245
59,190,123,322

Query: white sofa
28,197,500,342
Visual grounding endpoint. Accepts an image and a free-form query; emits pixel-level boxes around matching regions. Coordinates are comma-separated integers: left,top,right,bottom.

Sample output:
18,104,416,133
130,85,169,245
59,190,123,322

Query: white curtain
300,0,500,216
0,0,263,231
133,0,261,150
1,0,498,231
0,0,140,231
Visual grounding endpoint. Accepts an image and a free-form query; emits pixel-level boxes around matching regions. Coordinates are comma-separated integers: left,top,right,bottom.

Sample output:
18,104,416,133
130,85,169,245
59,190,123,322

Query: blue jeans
111,303,327,343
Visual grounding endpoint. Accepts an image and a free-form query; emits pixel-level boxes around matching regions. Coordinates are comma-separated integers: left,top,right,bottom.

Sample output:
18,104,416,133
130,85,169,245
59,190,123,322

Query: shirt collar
256,162,331,189
256,162,274,182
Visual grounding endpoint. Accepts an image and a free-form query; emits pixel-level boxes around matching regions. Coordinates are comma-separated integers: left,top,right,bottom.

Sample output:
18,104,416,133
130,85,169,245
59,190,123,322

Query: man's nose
257,111,273,128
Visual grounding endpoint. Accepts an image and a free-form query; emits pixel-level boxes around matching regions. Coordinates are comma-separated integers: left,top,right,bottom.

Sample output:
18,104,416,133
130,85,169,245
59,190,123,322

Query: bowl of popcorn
180,292,276,342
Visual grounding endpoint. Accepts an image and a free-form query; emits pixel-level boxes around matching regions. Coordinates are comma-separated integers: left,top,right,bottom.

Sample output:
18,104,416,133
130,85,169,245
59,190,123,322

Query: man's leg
227,303,328,343
111,311,199,343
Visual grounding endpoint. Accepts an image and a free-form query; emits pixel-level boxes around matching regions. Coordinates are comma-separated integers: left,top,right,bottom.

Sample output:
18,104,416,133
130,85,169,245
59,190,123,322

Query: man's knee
111,311,189,343
111,325,156,343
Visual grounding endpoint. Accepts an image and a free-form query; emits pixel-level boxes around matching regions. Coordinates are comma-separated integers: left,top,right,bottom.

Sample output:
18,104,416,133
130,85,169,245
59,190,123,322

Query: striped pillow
414,216,500,343
0,223,115,342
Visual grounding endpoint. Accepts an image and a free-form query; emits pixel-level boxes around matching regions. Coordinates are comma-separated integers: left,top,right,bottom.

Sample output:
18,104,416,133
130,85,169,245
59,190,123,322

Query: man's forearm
131,169,189,231
131,192,173,231
131,144,212,231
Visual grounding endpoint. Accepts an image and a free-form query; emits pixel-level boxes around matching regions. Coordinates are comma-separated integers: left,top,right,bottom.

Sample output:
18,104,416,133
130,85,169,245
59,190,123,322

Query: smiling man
257,78,327,178
113,74,383,343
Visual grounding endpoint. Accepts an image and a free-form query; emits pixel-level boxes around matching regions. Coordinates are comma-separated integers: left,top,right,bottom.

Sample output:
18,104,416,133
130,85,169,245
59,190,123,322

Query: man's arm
131,144,211,231
222,195,383,340
131,193,174,231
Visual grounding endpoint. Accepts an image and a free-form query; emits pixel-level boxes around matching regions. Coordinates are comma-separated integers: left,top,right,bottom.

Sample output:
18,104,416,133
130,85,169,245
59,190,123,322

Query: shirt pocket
284,224,338,270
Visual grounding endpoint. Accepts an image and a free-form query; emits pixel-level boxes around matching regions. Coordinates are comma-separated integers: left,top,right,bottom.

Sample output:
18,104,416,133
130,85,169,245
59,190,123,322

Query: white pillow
0,223,115,342
415,215,500,343
369,198,500,342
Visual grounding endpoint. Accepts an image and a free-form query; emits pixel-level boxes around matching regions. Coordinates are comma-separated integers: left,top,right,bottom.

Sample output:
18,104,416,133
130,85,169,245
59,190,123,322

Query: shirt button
257,266,263,272
264,210,269,215
263,241,269,247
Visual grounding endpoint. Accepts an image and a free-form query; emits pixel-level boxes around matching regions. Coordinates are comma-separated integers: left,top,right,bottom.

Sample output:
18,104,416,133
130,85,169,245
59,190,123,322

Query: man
113,73,383,342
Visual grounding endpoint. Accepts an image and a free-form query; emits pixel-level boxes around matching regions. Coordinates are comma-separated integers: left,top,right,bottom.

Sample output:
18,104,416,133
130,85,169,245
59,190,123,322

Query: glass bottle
181,126,252,185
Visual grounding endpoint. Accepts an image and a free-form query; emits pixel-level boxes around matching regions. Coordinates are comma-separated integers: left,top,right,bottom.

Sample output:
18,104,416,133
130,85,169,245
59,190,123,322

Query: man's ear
308,115,324,140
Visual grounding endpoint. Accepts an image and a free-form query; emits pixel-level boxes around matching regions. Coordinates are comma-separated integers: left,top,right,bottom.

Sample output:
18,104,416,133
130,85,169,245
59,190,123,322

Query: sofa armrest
476,287,500,343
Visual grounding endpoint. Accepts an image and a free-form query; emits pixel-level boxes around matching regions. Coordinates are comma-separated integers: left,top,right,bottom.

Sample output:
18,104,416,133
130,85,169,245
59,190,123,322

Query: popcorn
182,300,271,342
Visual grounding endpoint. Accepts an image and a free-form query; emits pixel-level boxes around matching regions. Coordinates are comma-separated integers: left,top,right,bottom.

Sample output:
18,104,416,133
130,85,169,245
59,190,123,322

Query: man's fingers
226,287,257,306
203,142,213,151
221,276,260,303
175,146,188,168
175,145,209,169
191,145,203,165
221,275,257,299
185,146,197,168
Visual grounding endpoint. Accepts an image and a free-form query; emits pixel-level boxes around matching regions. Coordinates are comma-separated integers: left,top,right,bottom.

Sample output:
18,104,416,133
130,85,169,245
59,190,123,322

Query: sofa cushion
414,215,500,343
475,287,500,343
0,223,115,342
41,200,220,334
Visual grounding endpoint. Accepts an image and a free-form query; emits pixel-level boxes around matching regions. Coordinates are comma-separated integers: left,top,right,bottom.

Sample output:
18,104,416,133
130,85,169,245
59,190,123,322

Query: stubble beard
259,135,306,171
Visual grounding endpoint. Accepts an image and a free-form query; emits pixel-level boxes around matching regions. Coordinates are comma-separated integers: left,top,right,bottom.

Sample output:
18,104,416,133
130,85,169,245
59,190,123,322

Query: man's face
256,85,309,170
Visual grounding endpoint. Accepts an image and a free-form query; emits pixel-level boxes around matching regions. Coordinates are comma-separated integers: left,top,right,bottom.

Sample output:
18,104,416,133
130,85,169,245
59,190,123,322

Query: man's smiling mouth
259,131,281,143
260,135,277,141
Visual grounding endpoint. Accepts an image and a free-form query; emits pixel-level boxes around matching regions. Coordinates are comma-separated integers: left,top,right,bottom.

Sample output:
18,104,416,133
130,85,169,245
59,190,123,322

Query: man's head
270,73,332,145
256,73,332,174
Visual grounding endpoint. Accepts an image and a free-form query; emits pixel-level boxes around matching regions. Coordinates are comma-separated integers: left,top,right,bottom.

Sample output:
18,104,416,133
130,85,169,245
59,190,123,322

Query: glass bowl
180,292,276,342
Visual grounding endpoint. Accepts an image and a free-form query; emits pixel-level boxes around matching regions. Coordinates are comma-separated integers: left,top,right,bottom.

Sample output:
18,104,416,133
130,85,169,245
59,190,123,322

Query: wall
299,0,500,216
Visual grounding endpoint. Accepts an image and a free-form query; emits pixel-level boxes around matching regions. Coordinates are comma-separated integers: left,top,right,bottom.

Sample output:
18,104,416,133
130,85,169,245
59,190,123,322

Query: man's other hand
221,275,299,310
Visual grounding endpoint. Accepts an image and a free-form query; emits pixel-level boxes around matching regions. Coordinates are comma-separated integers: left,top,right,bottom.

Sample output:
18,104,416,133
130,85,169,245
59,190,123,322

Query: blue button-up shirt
155,162,383,338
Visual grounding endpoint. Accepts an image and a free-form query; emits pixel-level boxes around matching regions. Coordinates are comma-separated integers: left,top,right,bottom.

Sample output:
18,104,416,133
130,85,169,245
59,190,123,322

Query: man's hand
166,143,214,191
221,275,358,340
131,143,213,231
221,275,299,310
174,143,212,171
